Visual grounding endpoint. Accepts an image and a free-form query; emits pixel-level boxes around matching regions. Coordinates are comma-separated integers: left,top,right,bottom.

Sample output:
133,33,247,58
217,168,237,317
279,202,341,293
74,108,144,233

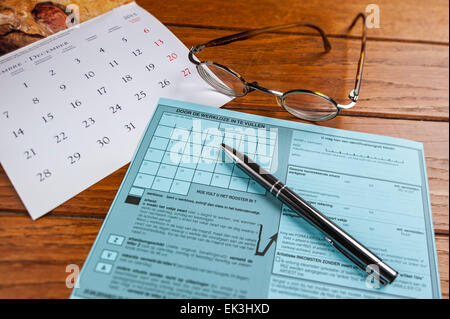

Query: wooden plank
169,27,449,120
437,235,449,298
0,116,448,234
0,215,102,298
138,0,450,43
2,0,448,57
0,214,447,298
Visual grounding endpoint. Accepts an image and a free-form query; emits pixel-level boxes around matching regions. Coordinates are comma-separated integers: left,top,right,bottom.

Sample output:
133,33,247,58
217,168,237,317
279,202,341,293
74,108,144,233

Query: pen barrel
271,183,398,285
223,143,398,285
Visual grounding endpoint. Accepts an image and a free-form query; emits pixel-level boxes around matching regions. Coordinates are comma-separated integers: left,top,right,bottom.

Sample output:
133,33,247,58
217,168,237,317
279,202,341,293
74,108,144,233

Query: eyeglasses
189,14,367,122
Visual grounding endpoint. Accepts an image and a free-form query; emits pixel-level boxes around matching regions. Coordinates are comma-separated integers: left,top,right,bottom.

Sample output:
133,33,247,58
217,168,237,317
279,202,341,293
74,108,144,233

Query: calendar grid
126,112,277,204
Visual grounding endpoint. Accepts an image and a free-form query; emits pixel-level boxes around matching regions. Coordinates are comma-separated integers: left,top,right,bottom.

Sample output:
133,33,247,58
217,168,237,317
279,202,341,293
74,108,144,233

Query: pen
221,143,398,285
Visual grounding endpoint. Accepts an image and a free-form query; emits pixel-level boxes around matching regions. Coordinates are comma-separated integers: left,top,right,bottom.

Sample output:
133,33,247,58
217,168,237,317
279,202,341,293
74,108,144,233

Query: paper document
71,98,441,299
0,2,230,219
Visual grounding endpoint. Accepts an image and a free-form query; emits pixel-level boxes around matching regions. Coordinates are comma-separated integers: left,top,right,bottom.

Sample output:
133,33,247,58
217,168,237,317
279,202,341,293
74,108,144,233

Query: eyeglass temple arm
191,22,332,53
347,13,367,103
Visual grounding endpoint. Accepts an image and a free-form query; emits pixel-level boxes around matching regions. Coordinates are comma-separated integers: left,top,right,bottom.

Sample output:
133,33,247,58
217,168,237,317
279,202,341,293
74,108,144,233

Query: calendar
0,2,231,219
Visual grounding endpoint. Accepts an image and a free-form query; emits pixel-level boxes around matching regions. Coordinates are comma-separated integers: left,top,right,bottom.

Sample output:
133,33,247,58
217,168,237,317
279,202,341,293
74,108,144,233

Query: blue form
144,148,164,162
72,98,441,299
175,167,195,182
210,173,231,188
133,173,155,189
152,176,172,192
156,164,178,179
170,180,191,195
192,170,213,185
139,161,160,176
229,176,250,192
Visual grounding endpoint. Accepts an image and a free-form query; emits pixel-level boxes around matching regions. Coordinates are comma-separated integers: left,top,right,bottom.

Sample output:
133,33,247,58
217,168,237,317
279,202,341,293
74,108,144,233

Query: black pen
221,143,398,285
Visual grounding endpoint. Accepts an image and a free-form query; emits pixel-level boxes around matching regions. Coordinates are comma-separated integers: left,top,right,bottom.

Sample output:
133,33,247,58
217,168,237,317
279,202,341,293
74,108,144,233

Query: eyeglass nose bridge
246,81,283,97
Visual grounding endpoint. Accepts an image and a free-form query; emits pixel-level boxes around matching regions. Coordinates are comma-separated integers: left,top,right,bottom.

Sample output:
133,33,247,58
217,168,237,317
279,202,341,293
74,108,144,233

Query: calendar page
0,2,231,219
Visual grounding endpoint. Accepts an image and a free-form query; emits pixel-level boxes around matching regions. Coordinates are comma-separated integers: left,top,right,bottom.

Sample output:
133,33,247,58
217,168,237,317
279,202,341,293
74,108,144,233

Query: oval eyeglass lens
282,91,338,121
197,63,247,97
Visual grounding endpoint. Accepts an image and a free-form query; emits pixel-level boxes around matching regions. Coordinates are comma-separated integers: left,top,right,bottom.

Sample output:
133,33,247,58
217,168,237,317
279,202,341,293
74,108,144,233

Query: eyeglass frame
188,13,367,122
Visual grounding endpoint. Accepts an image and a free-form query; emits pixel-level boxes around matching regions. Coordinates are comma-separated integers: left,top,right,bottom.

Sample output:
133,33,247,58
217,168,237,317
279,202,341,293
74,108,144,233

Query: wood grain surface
0,0,448,299
0,215,446,299
145,0,449,43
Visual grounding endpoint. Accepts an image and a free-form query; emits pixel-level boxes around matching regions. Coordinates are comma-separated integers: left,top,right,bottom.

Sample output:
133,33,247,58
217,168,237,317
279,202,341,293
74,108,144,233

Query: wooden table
0,0,448,298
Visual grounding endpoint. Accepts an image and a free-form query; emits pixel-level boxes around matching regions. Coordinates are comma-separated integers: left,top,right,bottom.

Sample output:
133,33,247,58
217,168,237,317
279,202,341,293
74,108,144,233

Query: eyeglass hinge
246,82,259,92
349,89,359,102
191,44,206,53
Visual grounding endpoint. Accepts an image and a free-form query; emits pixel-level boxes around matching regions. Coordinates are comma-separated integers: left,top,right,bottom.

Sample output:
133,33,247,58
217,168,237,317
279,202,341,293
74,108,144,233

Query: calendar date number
125,122,136,132
70,100,82,109
68,152,81,164
97,136,111,147
13,128,24,138
25,148,37,160
167,53,178,62
37,169,52,182
82,117,96,128
55,132,68,143
135,90,147,101
159,79,170,88
109,104,123,114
